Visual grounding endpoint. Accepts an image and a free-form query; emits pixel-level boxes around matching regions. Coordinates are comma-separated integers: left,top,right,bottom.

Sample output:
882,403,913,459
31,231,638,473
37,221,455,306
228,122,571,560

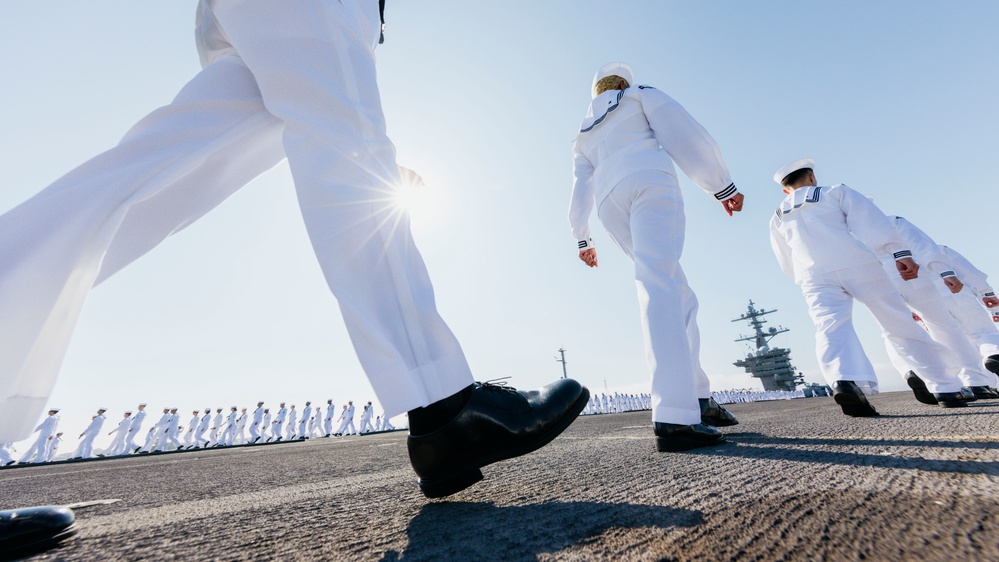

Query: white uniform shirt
941,245,994,300
885,217,955,279
34,414,60,439
769,184,909,284
82,414,106,438
129,410,146,433
570,85,737,249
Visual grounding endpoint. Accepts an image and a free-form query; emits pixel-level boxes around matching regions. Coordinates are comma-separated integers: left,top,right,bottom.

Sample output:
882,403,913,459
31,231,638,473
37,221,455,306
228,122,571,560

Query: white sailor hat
773,158,815,185
49,408,60,413
138,403,147,407
592,61,635,98
97,407,107,411
125,411,132,414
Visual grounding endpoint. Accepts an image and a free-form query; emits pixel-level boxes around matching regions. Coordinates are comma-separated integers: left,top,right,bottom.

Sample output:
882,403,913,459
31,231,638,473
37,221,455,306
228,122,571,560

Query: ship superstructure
732,301,803,391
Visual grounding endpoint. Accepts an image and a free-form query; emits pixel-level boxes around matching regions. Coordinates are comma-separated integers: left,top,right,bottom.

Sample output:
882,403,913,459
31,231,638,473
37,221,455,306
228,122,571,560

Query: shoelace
475,377,517,393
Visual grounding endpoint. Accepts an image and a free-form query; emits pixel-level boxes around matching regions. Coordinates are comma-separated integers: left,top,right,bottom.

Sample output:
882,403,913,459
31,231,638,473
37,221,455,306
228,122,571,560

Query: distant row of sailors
1,399,400,466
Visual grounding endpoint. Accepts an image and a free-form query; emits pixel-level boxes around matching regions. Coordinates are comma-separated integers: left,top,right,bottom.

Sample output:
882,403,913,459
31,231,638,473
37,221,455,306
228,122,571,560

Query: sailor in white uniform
270,403,287,442
206,408,224,448
124,403,147,453
323,400,336,437
769,159,965,413
44,433,64,463
0,1,587,499
160,408,183,451
220,407,238,447
341,401,357,436
297,402,312,440
183,410,200,449
879,217,997,397
234,408,248,445
937,245,999,386
249,402,265,444
106,411,132,456
194,408,211,448
142,408,171,452
18,409,59,464
285,405,298,441
569,62,743,451
72,408,107,459
260,408,271,442
359,401,375,434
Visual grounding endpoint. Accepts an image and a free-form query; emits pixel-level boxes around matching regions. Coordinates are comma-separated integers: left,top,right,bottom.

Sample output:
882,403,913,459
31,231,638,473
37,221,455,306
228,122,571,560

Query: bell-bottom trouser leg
597,172,703,426
883,267,993,386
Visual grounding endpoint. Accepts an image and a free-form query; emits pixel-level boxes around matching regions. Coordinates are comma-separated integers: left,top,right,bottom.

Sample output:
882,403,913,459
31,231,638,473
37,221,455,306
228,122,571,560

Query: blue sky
2,1,997,451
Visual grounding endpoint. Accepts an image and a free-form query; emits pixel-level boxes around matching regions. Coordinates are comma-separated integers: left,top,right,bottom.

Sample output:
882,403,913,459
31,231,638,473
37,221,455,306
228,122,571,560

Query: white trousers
597,170,709,425
799,263,962,394
19,433,52,464
107,433,128,456
882,263,993,386
947,289,999,383
123,430,141,453
0,0,473,443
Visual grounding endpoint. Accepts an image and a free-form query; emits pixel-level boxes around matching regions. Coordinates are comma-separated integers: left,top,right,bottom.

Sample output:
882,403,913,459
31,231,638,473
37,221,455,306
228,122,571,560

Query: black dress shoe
0,505,76,559
968,386,996,400
988,387,999,399
653,423,725,452
699,397,739,427
407,379,589,499
959,388,978,402
832,380,879,417
934,392,968,408
904,371,938,405
985,354,999,375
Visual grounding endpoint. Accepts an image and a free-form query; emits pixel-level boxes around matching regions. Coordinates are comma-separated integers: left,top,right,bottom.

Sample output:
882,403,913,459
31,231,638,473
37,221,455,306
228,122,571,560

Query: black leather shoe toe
934,392,968,408
904,371,938,405
653,423,725,452
985,354,999,375
408,378,589,498
699,398,739,427
832,380,879,417
0,505,76,559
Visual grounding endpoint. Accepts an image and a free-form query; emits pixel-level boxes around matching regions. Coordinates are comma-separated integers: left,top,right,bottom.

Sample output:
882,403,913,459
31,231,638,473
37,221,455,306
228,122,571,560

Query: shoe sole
417,387,591,499
938,400,968,409
702,417,739,428
985,357,999,376
656,434,726,452
905,376,938,405
833,391,879,417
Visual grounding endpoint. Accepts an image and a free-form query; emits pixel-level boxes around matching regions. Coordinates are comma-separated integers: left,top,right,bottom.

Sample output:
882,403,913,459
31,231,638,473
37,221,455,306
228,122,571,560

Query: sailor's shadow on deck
713,432,999,475
380,501,702,561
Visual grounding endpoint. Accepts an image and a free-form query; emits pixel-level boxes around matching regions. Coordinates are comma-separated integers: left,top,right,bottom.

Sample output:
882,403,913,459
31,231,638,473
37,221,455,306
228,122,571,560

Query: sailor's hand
579,248,598,268
896,257,919,280
721,193,744,216
983,296,999,308
943,276,963,294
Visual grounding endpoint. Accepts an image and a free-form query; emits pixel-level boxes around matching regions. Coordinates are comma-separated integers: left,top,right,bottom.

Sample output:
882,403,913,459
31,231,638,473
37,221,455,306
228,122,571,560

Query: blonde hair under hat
592,62,635,98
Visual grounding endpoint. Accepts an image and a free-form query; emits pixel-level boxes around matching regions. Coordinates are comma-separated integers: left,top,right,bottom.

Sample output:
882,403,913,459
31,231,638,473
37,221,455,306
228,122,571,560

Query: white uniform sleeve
569,142,596,251
769,216,795,280
893,218,953,277
834,185,908,259
941,245,994,298
639,87,738,202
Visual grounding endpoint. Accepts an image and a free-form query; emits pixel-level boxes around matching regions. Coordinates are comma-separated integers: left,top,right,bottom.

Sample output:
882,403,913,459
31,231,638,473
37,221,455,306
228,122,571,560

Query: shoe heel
418,467,484,499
